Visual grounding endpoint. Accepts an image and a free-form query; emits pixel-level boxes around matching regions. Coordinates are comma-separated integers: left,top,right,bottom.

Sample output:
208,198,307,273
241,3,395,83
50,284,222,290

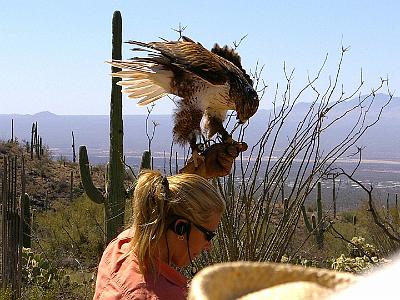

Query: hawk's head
236,84,259,124
211,43,259,123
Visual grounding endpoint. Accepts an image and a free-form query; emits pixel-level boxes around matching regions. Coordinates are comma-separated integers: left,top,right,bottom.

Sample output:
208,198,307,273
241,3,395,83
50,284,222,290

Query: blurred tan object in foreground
331,255,400,300
188,261,357,300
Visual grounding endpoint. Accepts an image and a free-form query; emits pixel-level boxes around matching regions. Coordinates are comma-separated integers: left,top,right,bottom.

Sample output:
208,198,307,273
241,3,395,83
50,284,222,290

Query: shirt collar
158,260,188,288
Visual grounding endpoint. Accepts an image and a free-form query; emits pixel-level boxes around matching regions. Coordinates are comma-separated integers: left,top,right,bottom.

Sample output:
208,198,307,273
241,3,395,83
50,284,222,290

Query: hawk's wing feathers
126,40,230,86
211,43,254,86
109,37,259,121
109,60,170,104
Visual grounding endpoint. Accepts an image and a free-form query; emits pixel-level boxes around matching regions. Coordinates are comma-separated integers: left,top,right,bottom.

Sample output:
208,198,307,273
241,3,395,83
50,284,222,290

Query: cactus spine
301,181,326,249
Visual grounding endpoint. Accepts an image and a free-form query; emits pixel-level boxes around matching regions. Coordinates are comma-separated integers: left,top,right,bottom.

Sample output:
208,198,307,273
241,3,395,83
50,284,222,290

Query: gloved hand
179,142,248,179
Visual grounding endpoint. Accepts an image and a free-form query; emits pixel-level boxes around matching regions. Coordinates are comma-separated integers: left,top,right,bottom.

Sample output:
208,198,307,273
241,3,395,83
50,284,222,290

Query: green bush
22,248,67,288
33,195,105,268
0,286,12,300
341,211,355,223
22,240,97,299
331,236,389,274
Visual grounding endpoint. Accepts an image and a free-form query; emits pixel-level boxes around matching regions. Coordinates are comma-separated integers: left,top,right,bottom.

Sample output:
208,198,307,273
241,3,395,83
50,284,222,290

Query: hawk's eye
245,86,253,94
245,86,257,100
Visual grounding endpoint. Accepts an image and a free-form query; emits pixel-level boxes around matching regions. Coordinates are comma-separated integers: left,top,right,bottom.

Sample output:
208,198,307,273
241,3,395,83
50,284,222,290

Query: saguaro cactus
21,193,31,248
11,118,14,142
301,181,327,249
107,9,125,242
332,175,337,219
30,123,35,159
79,11,124,244
72,131,76,163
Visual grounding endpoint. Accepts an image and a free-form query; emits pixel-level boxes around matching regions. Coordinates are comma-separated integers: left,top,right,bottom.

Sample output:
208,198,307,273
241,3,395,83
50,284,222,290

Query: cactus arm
301,205,313,233
79,145,105,204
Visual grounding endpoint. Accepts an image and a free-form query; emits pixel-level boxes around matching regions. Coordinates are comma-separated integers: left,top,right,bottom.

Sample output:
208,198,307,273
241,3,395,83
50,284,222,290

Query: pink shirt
93,229,188,300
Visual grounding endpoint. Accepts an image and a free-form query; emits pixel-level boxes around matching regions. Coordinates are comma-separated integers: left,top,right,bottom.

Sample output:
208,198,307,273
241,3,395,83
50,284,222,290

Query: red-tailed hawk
109,36,259,164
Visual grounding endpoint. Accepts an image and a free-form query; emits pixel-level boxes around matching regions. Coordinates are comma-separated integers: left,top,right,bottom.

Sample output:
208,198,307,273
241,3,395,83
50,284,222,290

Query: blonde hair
131,170,225,275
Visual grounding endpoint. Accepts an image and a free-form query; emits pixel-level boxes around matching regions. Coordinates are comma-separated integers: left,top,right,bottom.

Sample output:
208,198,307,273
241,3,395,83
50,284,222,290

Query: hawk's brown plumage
109,37,259,152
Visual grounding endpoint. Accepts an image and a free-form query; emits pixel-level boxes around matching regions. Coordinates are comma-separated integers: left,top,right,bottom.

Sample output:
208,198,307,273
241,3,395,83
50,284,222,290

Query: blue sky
1,1,398,115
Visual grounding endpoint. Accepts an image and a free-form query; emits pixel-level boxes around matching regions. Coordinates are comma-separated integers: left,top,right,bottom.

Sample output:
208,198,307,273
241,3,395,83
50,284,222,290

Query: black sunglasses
193,223,217,241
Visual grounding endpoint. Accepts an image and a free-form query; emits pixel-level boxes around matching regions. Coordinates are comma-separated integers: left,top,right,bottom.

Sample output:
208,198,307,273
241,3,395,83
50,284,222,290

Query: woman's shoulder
95,228,187,299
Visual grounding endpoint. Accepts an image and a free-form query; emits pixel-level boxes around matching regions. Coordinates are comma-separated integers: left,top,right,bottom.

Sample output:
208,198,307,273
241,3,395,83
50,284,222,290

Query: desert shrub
0,286,12,300
21,248,95,299
351,201,400,257
33,195,105,268
22,248,67,288
347,236,377,258
341,211,355,223
331,236,389,274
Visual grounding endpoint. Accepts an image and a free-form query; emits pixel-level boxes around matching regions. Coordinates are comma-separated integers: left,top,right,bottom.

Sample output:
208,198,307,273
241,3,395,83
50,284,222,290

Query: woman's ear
173,220,191,236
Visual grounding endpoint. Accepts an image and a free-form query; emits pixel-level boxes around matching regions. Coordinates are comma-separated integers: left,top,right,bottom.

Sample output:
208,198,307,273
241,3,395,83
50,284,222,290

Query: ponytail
131,170,170,275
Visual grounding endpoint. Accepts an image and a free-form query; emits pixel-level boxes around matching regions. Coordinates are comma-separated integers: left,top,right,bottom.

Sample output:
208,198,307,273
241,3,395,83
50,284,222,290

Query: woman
93,170,225,299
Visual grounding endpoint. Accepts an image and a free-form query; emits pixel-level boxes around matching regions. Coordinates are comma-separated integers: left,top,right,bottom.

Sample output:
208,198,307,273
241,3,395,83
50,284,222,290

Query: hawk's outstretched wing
109,38,253,105
125,39,231,86
108,37,259,147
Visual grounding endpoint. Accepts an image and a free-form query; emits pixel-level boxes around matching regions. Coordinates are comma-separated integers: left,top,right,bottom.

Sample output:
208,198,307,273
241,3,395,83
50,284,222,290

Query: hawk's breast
198,82,233,112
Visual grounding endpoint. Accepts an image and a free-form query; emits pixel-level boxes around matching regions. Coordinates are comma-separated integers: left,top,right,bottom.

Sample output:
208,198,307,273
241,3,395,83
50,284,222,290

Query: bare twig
172,23,187,40
145,104,159,152
337,169,400,244
233,34,248,50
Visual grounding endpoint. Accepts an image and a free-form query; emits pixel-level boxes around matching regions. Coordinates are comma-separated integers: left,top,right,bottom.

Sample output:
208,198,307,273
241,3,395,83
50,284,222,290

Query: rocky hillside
0,140,106,209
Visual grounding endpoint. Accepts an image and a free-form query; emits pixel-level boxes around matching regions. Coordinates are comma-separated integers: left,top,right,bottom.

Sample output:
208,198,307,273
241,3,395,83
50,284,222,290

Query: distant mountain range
1,94,399,163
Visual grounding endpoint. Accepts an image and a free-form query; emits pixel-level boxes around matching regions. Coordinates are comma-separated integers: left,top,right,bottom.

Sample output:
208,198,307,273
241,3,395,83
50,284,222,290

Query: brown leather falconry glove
179,142,248,179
